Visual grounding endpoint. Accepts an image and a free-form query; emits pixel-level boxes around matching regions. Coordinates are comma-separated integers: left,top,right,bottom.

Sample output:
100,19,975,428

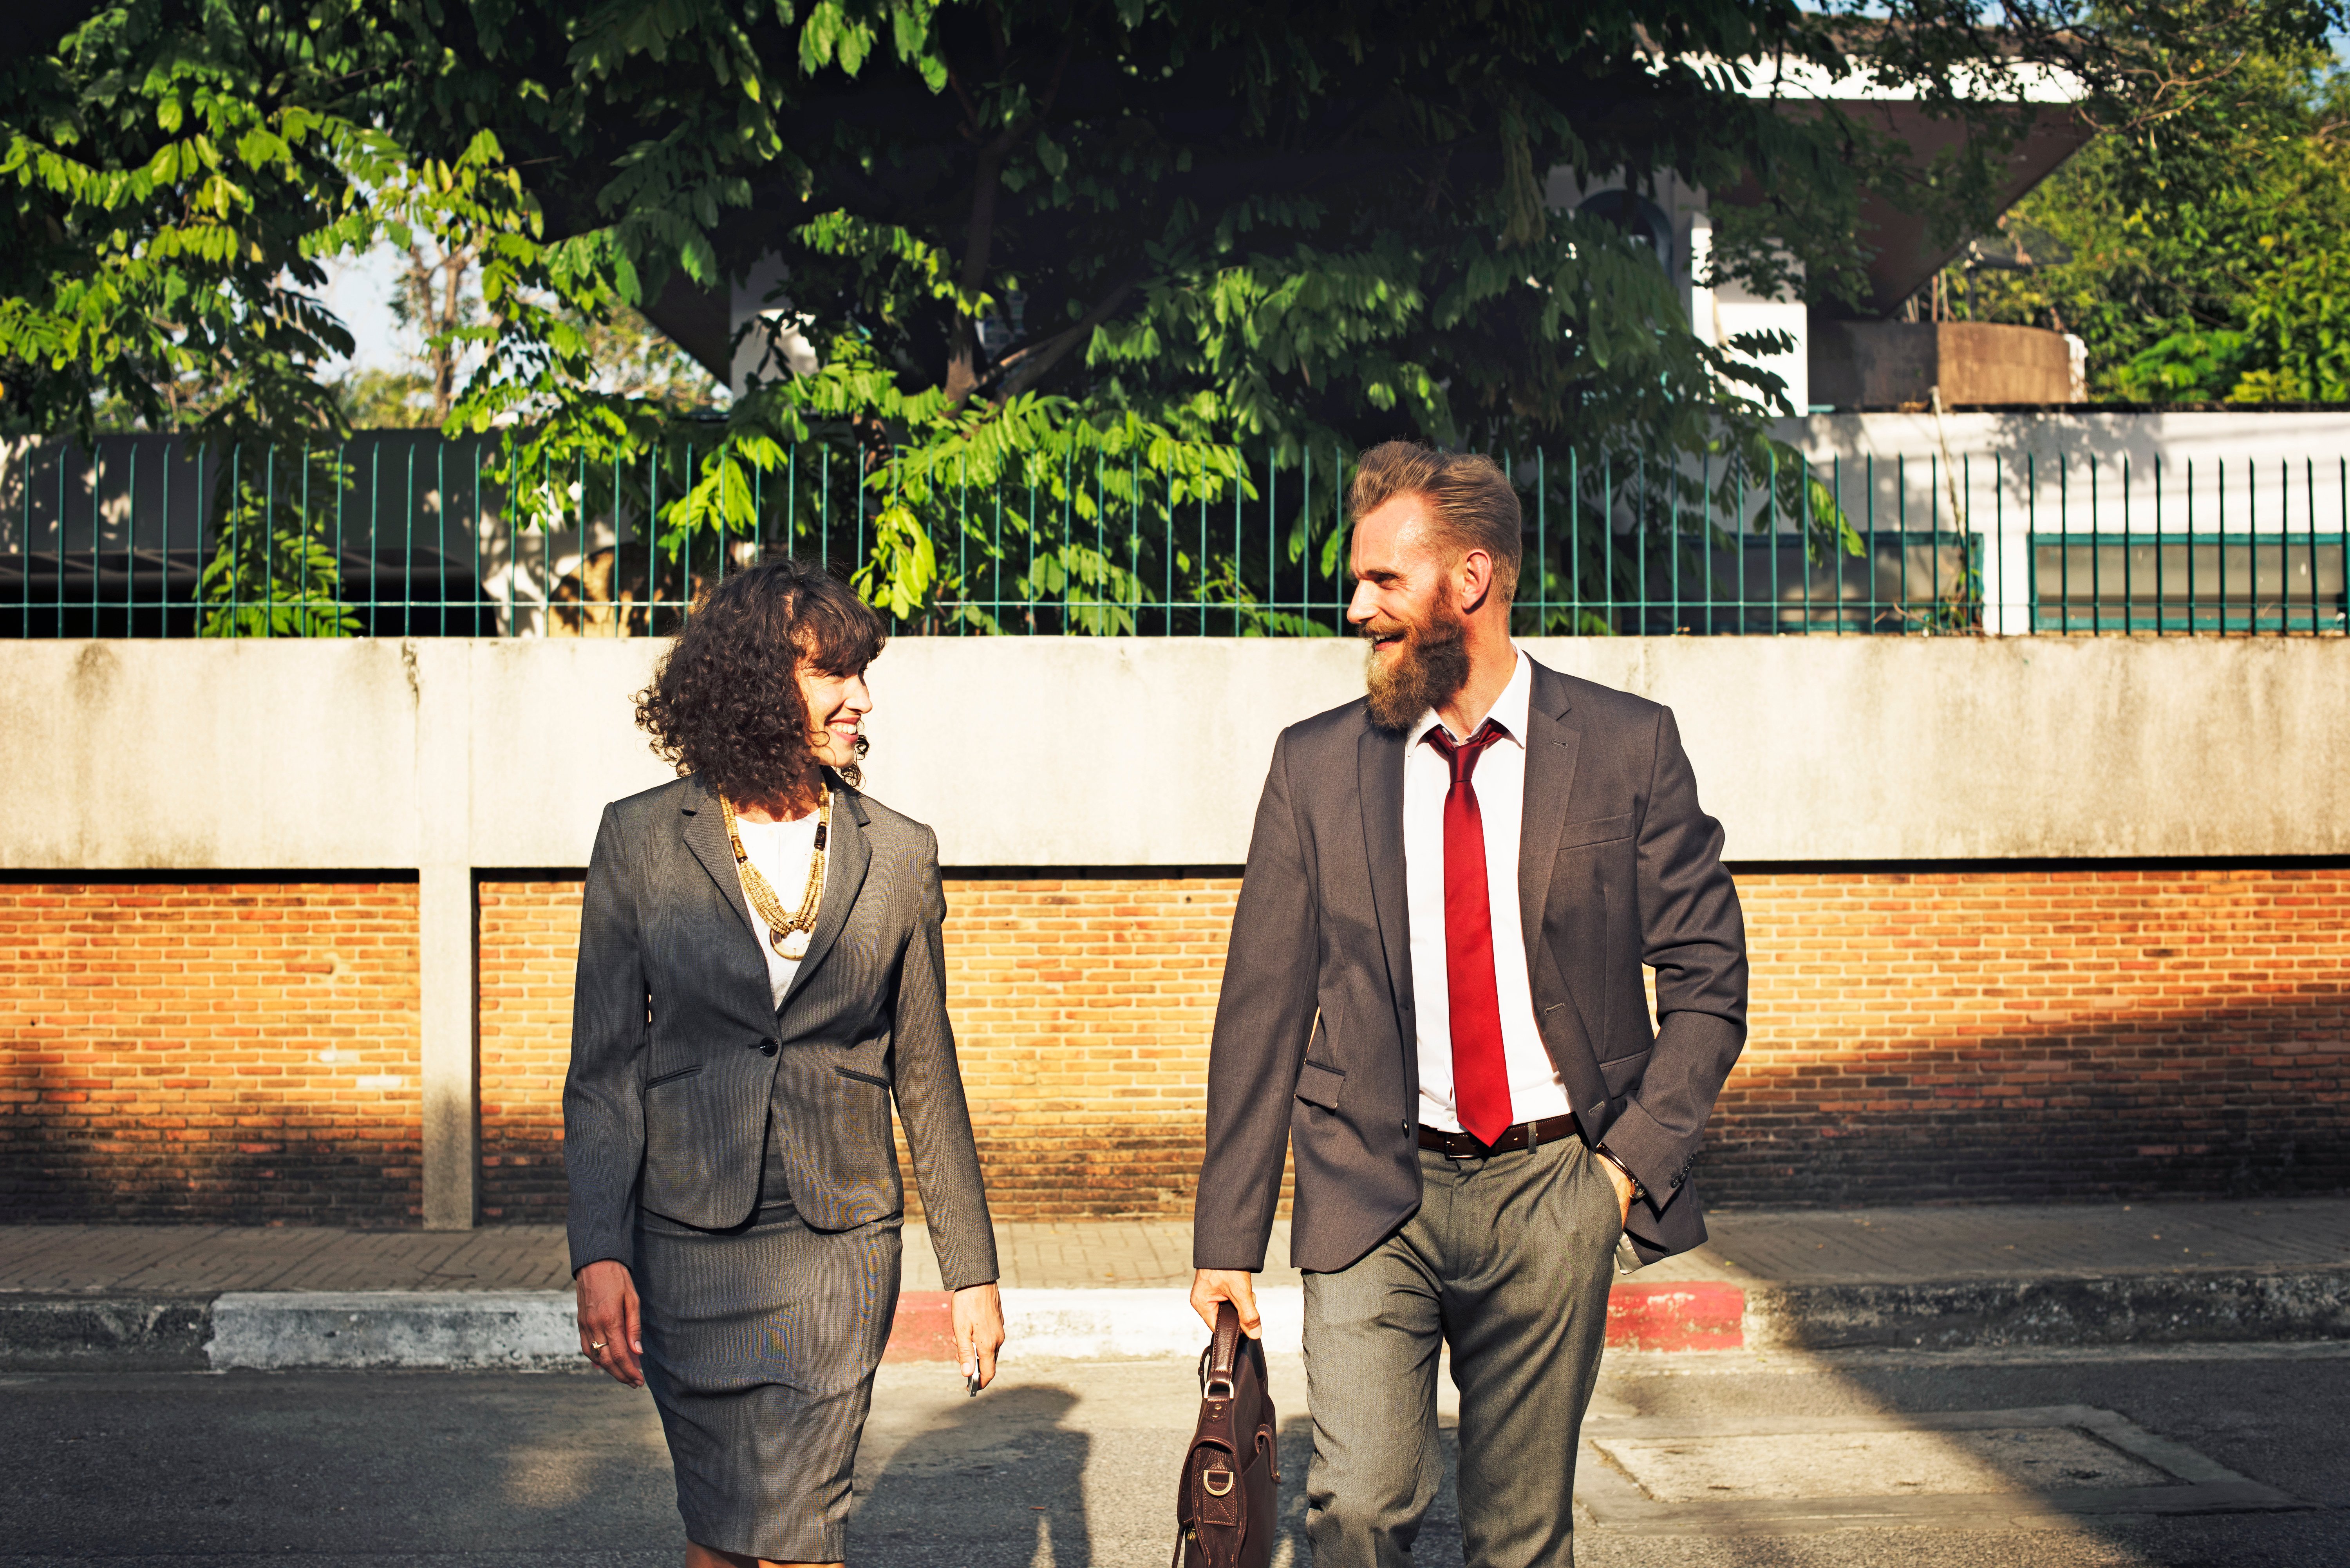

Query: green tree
0,2,423,630
0,2,410,440
329,301,718,427
387,0,2017,630
1936,4,2350,401
331,365,438,428
15,2,2337,630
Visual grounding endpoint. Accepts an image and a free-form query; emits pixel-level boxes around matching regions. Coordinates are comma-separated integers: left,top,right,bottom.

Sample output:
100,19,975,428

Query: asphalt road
1,1344,2345,1566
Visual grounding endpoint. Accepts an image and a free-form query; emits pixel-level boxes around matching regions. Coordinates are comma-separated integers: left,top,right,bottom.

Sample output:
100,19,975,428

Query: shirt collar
1414,648,1532,750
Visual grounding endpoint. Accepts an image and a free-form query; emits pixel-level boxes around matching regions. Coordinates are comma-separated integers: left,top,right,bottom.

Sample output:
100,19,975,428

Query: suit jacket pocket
645,1064,704,1090
1296,1059,1346,1111
1556,813,1636,849
1599,1047,1651,1099
834,1065,891,1088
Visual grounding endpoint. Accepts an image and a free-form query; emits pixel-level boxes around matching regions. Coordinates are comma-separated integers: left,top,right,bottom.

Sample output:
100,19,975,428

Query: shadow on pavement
0,1369,678,1560
856,1382,1092,1568
1576,1345,2350,1568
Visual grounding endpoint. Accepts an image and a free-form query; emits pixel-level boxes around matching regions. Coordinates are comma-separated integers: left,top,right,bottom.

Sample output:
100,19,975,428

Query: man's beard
1363,598,1471,733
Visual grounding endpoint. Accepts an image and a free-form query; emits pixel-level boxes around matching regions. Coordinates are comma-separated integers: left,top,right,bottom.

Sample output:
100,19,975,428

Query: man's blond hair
1346,441,1523,602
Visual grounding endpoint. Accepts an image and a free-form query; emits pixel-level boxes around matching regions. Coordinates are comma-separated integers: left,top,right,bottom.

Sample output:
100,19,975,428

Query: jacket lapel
1518,663,1602,1053
1357,721,1415,1045
780,782,872,1010
681,777,759,943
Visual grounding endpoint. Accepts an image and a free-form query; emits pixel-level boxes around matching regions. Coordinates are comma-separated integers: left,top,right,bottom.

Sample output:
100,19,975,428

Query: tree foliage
0,3,415,632
384,0,2076,626
14,1,2336,629
0,1,415,441
329,301,716,427
1934,2,2350,401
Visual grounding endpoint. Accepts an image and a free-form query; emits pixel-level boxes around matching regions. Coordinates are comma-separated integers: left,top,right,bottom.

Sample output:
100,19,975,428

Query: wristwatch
1593,1143,1644,1201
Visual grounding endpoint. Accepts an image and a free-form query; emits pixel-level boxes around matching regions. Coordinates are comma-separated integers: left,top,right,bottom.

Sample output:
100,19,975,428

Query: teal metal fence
3,434,2344,637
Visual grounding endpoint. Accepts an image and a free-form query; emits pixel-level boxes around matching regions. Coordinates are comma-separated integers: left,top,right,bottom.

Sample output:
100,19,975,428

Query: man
1190,442,1748,1568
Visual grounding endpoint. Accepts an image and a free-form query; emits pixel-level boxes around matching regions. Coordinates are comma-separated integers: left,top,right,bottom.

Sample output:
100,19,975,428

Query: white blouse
732,807,829,1010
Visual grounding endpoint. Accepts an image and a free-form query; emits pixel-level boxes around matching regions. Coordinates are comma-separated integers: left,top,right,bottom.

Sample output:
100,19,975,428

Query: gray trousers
1302,1136,1619,1568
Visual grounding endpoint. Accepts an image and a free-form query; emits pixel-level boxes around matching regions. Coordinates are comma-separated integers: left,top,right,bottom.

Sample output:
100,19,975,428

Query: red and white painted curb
1600,1282,1746,1353
202,1280,1749,1370
885,1281,1747,1362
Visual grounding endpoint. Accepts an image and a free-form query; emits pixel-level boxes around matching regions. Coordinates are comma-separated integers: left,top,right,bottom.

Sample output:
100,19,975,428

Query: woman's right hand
576,1259,645,1387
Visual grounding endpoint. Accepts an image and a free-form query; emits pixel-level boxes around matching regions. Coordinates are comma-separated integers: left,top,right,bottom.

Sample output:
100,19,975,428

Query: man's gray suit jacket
1194,658,1748,1274
563,772,998,1290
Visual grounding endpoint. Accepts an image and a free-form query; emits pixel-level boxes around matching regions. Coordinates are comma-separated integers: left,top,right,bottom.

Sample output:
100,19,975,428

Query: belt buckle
1446,1133,1486,1160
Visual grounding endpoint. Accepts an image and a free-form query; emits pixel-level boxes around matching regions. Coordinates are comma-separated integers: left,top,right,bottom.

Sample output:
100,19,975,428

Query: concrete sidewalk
4,1197,2345,1370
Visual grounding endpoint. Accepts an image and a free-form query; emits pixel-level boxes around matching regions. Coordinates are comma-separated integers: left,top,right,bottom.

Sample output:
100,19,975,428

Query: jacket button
753,1038,779,1056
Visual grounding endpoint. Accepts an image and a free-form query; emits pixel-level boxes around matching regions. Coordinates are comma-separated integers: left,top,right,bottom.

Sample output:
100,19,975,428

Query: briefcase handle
1203,1299,1242,1400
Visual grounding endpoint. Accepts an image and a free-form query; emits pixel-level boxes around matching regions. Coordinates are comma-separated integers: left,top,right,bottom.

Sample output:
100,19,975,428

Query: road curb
2,1268,2343,1371
209,1291,580,1371
0,1295,213,1371
1744,1267,2350,1351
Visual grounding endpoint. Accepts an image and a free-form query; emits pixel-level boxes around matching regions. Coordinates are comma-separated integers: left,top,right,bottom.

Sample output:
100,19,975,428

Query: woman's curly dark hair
634,557,886,811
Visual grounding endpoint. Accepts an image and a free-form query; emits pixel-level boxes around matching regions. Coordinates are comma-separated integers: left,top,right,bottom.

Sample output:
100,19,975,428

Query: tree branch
991,273,1142,400
944,61,980,128
944,34,1085,406
942,145,1003,404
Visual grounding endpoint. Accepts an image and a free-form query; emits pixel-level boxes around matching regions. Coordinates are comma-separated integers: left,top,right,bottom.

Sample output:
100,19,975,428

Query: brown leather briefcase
1172,1301,1280,1568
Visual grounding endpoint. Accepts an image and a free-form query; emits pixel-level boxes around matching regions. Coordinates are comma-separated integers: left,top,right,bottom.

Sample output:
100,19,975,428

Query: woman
564,558,1005,1568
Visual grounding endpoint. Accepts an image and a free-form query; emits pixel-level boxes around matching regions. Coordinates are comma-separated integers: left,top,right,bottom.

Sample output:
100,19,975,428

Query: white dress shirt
732,808,828,1010
1405,648,1571,1133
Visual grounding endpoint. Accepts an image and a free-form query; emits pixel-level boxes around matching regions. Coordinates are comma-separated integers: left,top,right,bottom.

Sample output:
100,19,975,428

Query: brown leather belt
1417,1113,1584,1158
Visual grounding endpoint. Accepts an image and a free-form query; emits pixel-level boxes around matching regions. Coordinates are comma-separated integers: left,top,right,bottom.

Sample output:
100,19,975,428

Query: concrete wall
4,636,2346,873
1808,322,2074,408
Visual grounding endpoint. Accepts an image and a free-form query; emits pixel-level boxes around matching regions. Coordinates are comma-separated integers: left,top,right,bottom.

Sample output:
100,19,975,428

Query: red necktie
1424,720,1513,1146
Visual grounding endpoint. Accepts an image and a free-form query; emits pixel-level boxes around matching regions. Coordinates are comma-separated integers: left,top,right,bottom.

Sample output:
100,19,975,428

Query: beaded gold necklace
718,786,830,959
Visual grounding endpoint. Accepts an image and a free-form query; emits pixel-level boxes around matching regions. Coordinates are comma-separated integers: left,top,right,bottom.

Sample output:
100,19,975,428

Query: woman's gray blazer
562,772,998,1290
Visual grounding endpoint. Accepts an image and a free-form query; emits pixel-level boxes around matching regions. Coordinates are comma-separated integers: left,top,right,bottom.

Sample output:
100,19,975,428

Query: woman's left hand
952,1281,1007,1391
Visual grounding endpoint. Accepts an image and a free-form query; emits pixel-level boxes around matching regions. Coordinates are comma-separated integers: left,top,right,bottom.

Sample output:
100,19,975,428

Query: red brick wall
474,865,2348,1221
473,875,1253,1223
10,867,2345,1225
0,881,421,1223
476,881,579,1222
943,876,1246,1220
1708,868,2350,1205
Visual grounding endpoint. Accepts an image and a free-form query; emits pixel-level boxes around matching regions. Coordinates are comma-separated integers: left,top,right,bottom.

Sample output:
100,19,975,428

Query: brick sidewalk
1683,1196,2350,1285
0,1219,1300,1295
5,1197,2344,1297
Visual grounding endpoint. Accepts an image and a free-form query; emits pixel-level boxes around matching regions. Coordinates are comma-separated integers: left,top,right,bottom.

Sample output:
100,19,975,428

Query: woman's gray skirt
635,1201,902,1561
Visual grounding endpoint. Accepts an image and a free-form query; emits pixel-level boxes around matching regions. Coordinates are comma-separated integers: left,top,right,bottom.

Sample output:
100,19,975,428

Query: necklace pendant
775,927,813,961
